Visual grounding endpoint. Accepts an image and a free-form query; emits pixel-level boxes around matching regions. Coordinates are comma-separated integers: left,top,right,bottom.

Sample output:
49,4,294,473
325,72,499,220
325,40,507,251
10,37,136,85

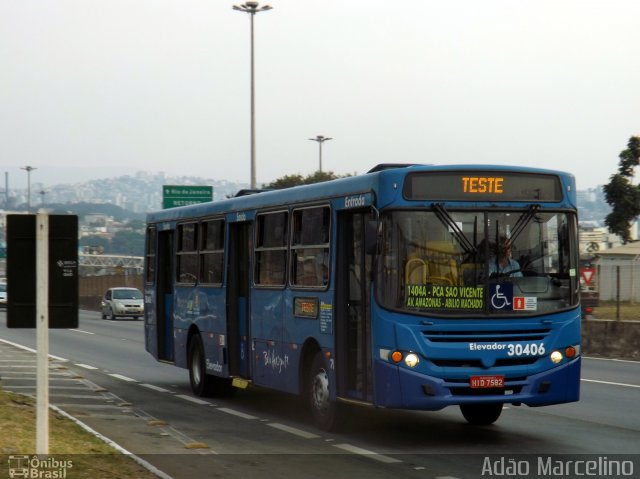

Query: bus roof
146,163,575,223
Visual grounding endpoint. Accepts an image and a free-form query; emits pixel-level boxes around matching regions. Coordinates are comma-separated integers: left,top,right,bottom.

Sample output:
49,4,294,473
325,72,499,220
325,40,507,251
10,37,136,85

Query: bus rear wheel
460,403,503,425
308,352,340,431
188,334,236,398
188,335,214,397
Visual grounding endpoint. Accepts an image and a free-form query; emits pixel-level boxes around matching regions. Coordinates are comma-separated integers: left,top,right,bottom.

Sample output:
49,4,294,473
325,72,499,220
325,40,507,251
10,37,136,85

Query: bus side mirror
365,220,378,255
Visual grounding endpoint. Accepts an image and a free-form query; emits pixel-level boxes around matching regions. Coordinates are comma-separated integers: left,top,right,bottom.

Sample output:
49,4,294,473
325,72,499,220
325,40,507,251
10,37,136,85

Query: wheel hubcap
312,368,330,415
192,348,201,385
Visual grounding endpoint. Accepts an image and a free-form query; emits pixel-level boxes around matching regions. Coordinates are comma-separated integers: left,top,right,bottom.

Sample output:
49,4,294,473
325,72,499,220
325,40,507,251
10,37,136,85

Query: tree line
604,136,640,243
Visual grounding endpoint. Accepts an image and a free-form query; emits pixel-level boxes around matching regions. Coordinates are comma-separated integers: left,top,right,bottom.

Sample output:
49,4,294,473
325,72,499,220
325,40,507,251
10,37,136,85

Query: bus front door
336,211,373,401
157,230,174,362
227,221,252,379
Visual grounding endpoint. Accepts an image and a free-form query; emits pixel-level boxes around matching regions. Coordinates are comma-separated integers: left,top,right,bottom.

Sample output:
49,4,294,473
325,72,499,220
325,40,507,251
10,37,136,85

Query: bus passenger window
145,226,156,283
254,211,288,287
177,222,198,284
199,218,225,285
291,206,330,288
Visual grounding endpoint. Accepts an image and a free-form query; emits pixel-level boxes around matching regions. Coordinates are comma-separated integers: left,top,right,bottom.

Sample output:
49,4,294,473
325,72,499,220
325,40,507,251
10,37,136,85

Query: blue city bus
143,164,581,429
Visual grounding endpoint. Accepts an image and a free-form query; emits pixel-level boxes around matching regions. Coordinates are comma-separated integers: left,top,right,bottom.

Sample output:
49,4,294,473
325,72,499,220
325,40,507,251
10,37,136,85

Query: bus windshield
377,207,578,316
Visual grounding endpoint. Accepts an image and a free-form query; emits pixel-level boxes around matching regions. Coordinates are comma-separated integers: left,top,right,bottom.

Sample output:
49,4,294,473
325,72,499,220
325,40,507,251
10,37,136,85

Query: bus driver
489,237,522,277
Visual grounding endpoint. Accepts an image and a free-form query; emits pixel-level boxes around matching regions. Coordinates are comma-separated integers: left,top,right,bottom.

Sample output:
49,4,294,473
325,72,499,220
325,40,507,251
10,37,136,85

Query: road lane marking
175,394,212,405
333,443,402,464
108,373,137,382
75,363,99,370
49,404,175,479
50,394,113,400
267,423,320,439
0,338,36,352
49,354,68,362
584,356,640,365
140,383,171,393
582,378,640,389
217,407,258,420
7,385,88,390
71,329,95,335
53,404,127,410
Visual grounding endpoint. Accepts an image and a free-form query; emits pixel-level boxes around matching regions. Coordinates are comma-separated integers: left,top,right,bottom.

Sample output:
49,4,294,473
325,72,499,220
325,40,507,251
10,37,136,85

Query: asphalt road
1,310,639,479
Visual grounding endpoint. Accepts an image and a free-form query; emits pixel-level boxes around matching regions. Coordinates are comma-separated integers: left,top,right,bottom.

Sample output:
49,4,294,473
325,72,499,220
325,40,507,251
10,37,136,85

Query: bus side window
254,211,288,287
145,226,156,283
199,218,225,285
177,222,198,284
291,206,330,288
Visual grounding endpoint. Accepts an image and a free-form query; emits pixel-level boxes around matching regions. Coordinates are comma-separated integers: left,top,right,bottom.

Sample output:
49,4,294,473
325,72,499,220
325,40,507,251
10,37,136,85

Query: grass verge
591,301,640,321
0,388,158,478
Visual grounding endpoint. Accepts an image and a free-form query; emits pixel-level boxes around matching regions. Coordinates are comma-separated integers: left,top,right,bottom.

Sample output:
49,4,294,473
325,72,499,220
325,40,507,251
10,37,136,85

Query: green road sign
163,185,213,209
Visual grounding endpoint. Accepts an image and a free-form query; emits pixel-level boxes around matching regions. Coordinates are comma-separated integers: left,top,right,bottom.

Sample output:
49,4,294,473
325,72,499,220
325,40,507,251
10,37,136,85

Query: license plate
470,375,504,388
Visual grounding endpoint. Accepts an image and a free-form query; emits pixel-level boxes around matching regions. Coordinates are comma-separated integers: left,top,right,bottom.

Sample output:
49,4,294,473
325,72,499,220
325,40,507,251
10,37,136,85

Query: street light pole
308,135,332,173
21,165,37,212
233,1,273,189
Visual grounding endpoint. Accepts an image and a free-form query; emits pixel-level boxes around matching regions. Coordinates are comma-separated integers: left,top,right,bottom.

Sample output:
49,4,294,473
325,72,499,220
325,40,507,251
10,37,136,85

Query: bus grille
431,357,538,368
422,329,551,343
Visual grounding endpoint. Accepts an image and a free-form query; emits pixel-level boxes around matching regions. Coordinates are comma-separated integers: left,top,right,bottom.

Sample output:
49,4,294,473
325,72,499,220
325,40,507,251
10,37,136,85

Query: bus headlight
550,351,563,364
404,353,420,368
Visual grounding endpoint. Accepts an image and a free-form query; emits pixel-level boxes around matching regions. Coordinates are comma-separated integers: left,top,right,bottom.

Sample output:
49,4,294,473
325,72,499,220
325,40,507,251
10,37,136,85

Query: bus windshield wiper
431,203,477,255
509,204,540,245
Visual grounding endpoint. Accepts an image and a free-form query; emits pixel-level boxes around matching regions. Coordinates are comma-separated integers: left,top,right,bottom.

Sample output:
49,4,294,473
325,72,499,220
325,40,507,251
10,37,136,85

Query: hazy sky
1,0,638,190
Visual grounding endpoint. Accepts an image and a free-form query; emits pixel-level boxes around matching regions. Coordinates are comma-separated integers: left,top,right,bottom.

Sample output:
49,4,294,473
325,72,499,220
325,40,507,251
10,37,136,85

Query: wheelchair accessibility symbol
490,284,513,310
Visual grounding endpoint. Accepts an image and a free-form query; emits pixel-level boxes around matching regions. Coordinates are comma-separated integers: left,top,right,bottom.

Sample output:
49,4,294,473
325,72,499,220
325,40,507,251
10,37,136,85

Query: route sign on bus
163,185,213,209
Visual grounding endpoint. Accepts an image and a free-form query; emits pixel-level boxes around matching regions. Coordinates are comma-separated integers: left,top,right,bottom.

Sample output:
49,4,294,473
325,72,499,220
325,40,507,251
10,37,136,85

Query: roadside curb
0,337,173,479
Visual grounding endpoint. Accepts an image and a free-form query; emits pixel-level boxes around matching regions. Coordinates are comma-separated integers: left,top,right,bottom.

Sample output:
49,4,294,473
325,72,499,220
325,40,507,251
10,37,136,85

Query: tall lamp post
233,1,273,189
21,165,37,212
308,135,332,173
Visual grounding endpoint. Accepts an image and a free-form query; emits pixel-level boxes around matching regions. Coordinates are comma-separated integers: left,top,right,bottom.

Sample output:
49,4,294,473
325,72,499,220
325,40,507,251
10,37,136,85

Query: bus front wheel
460,403,503,425
308,352,340,431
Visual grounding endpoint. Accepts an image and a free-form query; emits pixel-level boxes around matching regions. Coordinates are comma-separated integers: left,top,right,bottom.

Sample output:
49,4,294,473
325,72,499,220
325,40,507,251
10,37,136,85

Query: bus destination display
404,171,563,202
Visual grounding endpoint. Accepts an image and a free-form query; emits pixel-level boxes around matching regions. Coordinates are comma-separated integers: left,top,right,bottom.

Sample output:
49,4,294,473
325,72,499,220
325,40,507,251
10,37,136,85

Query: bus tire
188,334,213,397
460,403,503,425
308,351,340,431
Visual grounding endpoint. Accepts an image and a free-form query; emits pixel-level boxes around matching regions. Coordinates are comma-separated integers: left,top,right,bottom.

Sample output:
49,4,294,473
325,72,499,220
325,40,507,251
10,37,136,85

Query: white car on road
101,287,144,320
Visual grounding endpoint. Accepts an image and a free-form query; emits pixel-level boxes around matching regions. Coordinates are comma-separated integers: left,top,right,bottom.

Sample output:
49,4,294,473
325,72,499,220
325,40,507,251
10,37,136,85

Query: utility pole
233,2,273,189
308,135,332,173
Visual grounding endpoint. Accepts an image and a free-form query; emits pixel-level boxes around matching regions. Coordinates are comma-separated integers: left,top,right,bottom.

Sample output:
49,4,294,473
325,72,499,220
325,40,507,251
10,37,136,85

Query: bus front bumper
374,356,581,410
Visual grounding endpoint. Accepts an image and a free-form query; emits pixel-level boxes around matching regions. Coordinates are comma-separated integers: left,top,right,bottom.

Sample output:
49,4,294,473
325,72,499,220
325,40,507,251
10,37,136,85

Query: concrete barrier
582,318,640,360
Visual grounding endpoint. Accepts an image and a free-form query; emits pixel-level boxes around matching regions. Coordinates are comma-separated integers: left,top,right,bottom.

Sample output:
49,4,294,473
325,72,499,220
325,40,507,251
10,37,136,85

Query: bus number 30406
507,343,545,357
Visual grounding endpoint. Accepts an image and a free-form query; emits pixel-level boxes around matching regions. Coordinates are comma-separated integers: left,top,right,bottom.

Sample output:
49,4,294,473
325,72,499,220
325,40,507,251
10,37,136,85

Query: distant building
595,242,640,302
579,224,623,256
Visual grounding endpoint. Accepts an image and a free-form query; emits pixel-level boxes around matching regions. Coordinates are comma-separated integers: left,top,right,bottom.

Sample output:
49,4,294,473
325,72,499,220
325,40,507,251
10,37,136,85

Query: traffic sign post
36,213,49,454
162,185,213,209
6,212,79,455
